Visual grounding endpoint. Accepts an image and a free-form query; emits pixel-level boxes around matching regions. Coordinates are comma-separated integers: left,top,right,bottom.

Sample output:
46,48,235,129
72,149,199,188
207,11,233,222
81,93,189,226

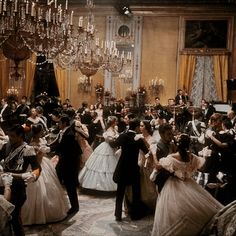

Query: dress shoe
67,207,79,215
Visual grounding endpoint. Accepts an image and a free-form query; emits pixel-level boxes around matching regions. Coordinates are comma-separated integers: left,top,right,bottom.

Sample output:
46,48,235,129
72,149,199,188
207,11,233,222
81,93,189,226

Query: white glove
217,172,226,183
134,134,144,141
150,169,158,182
0,173,13,187
203,147,212,157
22,172,36,183
205,130,215,138
169,118,174,124
39,145,50,153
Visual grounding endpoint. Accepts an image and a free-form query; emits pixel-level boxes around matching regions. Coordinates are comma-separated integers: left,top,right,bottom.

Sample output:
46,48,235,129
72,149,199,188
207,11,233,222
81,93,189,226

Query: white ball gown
79,127,119,191
21,138,70,225
151,154,223,236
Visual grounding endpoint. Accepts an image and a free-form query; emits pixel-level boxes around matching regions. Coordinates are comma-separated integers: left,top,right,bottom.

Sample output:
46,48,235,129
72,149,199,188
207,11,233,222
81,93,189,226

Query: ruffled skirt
151,176,223,236
79,142,119,191
21,157,70,225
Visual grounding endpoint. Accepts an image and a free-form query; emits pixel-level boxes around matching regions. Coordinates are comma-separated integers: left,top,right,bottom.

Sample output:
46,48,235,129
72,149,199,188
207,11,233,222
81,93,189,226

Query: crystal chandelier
0,0,73,62
55,0,132,79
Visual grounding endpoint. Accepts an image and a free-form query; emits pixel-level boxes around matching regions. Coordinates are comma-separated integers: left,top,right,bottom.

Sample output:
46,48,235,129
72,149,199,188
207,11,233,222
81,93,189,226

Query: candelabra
7,86,19,96
77,75,92,93
148,78,164,96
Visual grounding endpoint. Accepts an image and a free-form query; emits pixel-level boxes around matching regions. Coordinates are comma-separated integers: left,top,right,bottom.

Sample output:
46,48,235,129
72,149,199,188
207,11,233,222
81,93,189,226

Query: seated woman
151,134,223,236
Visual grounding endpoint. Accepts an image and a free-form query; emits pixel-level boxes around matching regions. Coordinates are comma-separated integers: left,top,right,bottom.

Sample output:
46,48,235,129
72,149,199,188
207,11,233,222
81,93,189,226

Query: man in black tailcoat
0,98,13,133
110,118,150,221
50,114,82,215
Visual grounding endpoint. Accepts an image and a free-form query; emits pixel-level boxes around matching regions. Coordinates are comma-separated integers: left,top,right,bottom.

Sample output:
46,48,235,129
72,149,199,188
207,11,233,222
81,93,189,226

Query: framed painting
180,17,233,53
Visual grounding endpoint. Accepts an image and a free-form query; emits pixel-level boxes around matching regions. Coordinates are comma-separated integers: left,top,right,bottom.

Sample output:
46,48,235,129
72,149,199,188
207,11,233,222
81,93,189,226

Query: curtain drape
212,55,228,102
54,64,67,102
0,51,9,98
25,53,37,99
179,54,228,104
178,54,196,95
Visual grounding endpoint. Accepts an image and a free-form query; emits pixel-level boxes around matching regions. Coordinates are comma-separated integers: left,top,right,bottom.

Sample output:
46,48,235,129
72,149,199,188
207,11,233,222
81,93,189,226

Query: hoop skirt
21,157,70,225
79,141,119,191
151,154,223,236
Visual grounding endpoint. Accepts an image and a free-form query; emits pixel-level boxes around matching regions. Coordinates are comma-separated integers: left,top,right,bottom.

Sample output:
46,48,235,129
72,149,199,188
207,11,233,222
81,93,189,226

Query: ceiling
60,0,236,15
66,0,235,5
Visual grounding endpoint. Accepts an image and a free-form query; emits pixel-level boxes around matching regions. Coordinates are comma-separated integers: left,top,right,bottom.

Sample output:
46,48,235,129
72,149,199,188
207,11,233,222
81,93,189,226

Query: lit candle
121,51,124,59
26,0,29,14
0,0,2,14
38,7,41,20
65,0,68,10
59,9,62,22
14,0,18,12
70,10,73,25
90,25,94,34
87,22,90,32
31,2,35,16
95,38,99,46
3,0,6,11
78,16,83,27
48,8,51,22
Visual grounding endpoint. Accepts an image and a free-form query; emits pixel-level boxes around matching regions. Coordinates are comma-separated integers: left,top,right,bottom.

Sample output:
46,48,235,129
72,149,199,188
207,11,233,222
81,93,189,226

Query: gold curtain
212,55,228,102
25,53,37,98
0,51,9,98
53,64,67,102
178,54,196,94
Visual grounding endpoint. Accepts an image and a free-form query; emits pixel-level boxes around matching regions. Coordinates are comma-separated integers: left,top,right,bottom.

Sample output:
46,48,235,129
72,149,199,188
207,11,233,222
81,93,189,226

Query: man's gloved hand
22,172,36,183
205,130,215,138
0,173,13,187
134,134,144,141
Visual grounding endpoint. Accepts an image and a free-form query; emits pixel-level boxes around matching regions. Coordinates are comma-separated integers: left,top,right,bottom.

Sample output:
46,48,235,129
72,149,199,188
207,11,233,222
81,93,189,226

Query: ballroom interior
1,1,236,236
1,0,236,109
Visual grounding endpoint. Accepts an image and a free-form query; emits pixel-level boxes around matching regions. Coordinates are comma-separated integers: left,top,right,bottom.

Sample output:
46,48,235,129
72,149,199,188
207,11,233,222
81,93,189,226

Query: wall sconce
148,77,164,96
77,75,92,93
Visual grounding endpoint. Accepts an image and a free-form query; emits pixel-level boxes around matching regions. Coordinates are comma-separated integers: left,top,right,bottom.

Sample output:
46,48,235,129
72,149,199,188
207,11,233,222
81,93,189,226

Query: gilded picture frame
180,17,233,54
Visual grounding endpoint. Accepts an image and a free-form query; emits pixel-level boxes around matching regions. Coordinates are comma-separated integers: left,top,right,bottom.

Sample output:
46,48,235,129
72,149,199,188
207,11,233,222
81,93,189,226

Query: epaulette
23,145,36,156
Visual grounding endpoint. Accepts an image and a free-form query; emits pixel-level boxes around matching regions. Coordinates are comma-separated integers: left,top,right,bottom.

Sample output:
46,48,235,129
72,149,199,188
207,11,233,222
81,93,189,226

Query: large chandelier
55,0,132,80
0,0,73,62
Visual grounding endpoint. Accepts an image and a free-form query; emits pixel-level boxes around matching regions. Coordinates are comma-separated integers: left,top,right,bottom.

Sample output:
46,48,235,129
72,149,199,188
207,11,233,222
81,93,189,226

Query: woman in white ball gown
21,124,69,225
79,116,120,191
151,134,223,236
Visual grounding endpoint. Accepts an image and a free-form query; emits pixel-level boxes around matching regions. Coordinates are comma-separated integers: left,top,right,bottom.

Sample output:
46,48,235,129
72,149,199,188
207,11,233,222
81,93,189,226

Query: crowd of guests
0,92,236,236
